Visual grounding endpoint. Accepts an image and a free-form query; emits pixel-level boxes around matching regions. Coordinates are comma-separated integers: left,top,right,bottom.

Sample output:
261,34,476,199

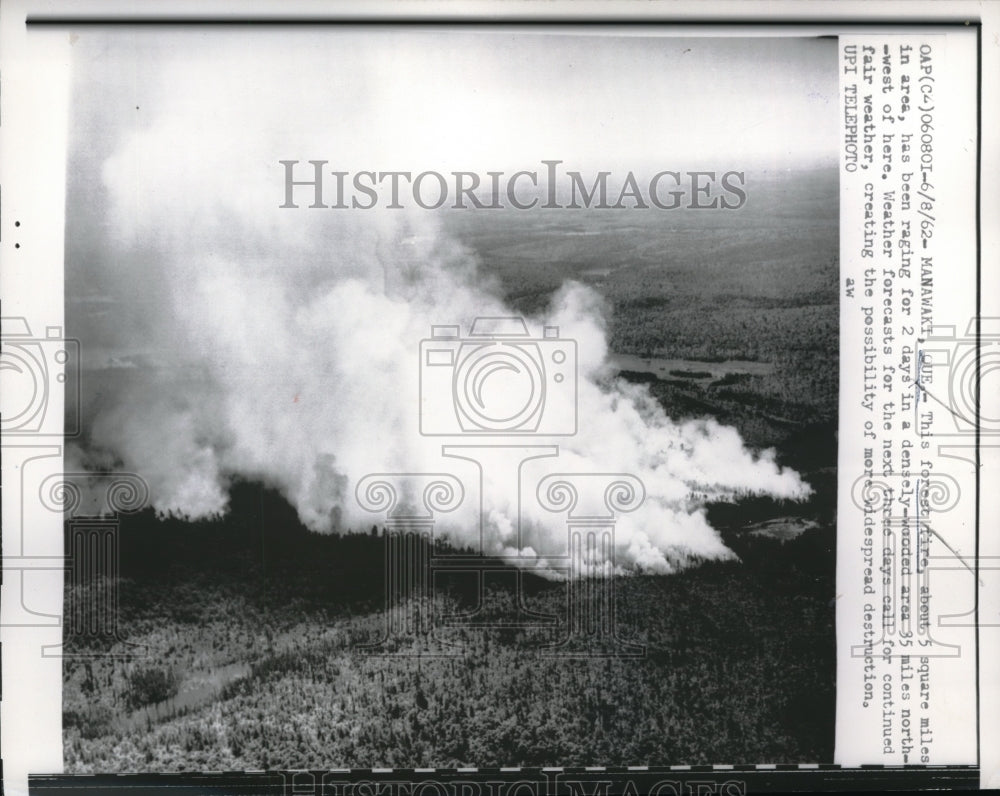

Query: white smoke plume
73,34,812,575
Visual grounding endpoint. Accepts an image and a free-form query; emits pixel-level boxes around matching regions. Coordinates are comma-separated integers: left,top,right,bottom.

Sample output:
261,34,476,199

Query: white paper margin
0,2,997,795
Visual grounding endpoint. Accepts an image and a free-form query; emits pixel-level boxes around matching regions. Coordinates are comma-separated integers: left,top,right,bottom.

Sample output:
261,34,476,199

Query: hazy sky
69,31,837,172
67,30,837,360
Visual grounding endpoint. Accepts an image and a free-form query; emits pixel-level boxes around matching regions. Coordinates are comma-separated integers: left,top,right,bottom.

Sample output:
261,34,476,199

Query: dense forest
63,482,834,771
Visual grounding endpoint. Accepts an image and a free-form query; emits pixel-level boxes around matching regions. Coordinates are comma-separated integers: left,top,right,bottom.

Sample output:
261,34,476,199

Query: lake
609,353,775,381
